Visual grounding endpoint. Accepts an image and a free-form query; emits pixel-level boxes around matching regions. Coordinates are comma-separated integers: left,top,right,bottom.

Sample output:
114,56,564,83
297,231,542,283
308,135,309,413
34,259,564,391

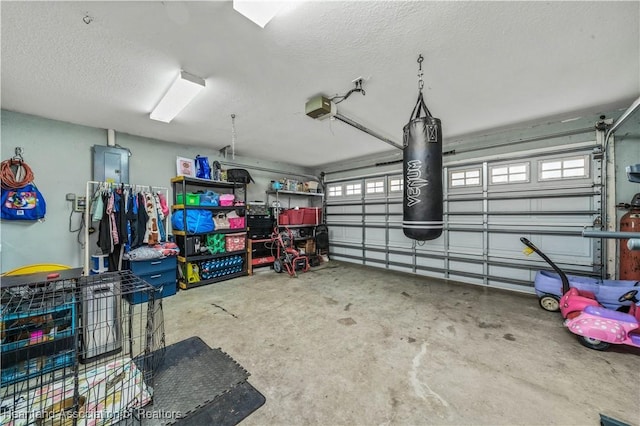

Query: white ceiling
2,1,639,168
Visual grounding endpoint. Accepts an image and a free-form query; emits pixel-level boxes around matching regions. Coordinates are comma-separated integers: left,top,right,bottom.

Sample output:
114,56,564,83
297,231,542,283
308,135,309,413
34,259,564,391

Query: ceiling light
150,71,205,123
233,1,285,28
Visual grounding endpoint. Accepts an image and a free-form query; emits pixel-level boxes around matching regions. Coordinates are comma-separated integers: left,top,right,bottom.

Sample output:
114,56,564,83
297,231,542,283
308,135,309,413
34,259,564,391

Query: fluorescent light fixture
233,1,285,28
150,70,205,123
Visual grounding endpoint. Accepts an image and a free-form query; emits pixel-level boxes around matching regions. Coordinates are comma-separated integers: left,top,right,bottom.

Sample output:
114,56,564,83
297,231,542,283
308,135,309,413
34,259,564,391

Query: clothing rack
83,181,169,275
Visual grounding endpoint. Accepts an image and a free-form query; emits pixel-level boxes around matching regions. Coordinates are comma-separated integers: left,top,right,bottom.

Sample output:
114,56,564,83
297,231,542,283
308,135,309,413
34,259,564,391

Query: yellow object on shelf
185,262,200,283
2,263,71,276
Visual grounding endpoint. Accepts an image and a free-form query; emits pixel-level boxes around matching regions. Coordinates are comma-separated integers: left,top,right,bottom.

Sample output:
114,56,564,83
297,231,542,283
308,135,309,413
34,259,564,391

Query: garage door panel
416,269,446,280
365,228,386,244
416,256,445,269
449,232,483,251
449,260,483,275
447,215,483,225
488,279,534,292
328,227,363,244
535,197,593,211
326,205,362,215
388,229,413,248
487,233,533,259
326,145,601,294
448,200,483,213
537,235,593,263
329,215,361,223
388,264,414,274
364,217,386,226
389,253,412,265
339,247,363,257
364,250,386,260
488,199,534,212
489,265,533,283
415,237,446,251
487,214,594,225
449,274,484,286
328,227,345,240
388,203,403,214
328,205,362,214
365,204,386,214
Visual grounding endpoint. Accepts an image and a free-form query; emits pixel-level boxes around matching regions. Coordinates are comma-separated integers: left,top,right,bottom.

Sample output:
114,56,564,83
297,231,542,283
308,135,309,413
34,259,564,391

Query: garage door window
490,163,529,184
389,178,403,192
345,183,362,196
328,185,343,197
449,168,481,188
366,180,385,194
539,156,589,181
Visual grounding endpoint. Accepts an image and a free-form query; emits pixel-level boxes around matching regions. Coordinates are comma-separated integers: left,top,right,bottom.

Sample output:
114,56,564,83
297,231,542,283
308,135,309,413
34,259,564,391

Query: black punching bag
402,92,443,240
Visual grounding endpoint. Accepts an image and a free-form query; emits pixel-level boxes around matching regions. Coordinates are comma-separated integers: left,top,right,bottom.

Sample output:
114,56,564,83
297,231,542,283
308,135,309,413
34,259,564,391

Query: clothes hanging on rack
92,184,168,270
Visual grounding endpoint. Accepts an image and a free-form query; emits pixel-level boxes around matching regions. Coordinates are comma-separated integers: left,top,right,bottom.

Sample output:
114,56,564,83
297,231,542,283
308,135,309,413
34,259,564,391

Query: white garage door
325,142,603,293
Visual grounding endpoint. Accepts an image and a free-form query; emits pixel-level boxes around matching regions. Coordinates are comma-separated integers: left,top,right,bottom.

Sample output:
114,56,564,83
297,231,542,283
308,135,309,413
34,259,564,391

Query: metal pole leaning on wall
582,230,640,239
583,230,640,252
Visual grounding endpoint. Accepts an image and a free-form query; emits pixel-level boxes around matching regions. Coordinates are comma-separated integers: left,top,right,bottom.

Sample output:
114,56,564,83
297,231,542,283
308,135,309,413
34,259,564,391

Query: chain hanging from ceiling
231,113,236,160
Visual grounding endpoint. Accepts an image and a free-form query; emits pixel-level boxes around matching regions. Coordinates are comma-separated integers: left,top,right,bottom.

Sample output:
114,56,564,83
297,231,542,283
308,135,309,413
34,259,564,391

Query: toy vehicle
534,270,638,311
521,237,639,312
565,289,640,351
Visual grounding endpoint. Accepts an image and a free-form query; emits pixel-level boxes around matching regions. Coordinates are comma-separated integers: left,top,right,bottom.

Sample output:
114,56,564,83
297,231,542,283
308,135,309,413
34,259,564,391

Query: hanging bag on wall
402,91,443,240
1,153,46,221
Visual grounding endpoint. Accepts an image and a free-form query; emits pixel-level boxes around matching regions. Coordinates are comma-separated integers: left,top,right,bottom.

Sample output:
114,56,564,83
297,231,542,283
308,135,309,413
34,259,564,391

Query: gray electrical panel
93,145,130,183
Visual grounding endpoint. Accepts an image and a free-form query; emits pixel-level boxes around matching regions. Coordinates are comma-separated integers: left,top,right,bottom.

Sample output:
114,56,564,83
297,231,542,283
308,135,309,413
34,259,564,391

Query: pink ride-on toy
565,289,640,351
521,237,602,318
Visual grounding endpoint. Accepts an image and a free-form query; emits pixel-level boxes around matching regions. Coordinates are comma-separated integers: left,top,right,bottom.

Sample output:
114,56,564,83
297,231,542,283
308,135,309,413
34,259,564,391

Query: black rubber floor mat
175,381,266,426
140,336,250,426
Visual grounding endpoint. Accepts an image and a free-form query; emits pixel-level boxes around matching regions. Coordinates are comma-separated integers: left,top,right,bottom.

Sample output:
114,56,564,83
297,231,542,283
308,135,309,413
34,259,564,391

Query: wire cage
1,269,165,426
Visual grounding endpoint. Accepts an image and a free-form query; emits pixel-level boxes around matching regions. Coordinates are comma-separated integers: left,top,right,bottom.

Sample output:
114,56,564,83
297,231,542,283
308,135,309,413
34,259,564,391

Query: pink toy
564,289,640,351
559,287,600,319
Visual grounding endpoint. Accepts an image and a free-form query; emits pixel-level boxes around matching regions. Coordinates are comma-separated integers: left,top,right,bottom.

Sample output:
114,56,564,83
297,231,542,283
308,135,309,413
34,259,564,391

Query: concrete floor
163,261,639,426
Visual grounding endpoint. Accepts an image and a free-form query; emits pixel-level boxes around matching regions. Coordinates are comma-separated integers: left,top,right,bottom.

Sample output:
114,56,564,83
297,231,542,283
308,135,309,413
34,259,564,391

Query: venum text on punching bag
402,92,443,241
406,160,429,207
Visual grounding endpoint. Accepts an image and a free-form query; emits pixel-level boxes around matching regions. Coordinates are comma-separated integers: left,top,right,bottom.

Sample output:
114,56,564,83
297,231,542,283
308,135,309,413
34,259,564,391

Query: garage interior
1,1,639,426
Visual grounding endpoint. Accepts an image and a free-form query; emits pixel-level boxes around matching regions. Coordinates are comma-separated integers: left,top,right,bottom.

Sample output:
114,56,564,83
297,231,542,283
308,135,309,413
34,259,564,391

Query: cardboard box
305,240,316,255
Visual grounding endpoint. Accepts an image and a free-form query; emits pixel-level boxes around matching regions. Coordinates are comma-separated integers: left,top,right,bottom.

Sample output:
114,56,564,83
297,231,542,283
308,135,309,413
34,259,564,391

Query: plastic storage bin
229,217,245,229
176,193,200,206
220,194,235,206
302,207,322,225
288,209,304,225
225,233,246,252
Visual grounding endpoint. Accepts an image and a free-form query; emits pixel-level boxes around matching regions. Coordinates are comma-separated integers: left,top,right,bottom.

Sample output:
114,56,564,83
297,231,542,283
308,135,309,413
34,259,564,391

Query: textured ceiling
2,1,639,167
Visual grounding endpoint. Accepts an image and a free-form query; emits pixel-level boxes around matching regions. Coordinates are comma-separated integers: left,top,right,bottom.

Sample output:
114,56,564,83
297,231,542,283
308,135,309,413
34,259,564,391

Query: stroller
271,227,309,277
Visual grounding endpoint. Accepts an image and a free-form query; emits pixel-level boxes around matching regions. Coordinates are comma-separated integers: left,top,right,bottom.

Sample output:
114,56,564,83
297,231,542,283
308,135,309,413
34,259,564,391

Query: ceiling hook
417,54,424,71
